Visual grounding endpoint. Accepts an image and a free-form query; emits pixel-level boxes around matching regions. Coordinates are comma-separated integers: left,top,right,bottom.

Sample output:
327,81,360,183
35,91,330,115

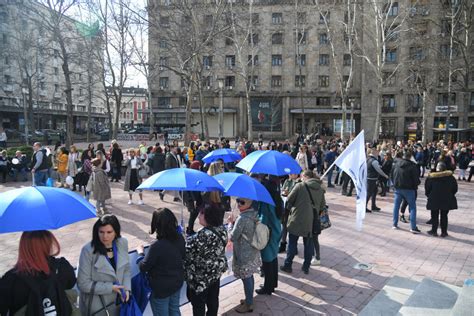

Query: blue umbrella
236,150,302,176
0,187,96,234
214,173,275,206
202,148,242,164
138,168,223,192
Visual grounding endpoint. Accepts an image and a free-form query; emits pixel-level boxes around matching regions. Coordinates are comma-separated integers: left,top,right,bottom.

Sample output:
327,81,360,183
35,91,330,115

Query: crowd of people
0,134,472,315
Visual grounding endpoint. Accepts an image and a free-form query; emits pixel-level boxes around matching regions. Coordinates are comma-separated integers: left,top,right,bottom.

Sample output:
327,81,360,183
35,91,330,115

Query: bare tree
315,0,357,140
355,0,410,142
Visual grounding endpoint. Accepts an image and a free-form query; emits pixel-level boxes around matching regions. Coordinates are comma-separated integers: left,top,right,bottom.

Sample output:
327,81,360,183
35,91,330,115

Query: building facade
148,0,473,141
0,0,106,136
107,86,149,129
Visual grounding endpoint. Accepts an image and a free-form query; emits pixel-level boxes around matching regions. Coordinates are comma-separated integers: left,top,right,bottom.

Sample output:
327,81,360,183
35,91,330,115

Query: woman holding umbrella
0,230,76,315
77,215,131,315
228,198,261,313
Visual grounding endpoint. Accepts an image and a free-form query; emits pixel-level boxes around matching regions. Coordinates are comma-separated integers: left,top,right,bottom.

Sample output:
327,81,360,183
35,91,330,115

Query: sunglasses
236,199,246,206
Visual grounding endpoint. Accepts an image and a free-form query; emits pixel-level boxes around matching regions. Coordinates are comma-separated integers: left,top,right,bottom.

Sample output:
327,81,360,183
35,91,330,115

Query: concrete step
398,278,462,316
450,279,474,316
358,276,420,316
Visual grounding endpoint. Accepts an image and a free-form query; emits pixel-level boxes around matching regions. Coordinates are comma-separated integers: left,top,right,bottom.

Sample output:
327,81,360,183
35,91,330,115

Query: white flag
333,130,367,231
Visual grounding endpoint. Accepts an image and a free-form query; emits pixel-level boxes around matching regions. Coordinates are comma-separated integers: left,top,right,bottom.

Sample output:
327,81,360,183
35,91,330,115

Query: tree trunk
148,89,155,141
27,81,35,133
372,91,382,143
113,95,121,140
421,90,428,145
341,100,347,141
60,42,74,147
185,87,193,146
86,73,93,143
246,92,253,141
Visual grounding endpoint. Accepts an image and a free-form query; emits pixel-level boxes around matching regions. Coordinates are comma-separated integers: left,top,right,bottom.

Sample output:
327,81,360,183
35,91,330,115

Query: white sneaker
138,200,144,205
128,200,133,205
311,258,321,266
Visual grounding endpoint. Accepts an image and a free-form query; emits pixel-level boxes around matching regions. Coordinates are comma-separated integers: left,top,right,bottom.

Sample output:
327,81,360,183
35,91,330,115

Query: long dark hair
91,215,121,255
150,208,179,241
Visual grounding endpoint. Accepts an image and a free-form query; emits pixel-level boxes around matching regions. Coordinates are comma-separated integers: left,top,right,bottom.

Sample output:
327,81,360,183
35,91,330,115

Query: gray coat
86,168,111,202
123,158,143,192
230,209,262,279
77,237,131,316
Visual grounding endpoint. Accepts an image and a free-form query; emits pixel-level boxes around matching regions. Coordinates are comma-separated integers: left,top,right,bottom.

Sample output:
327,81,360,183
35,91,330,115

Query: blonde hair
70,145,77,153
207,162,223,176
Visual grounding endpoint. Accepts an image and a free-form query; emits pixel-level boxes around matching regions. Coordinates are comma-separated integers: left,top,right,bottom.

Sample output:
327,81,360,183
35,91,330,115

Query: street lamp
217,78,224,139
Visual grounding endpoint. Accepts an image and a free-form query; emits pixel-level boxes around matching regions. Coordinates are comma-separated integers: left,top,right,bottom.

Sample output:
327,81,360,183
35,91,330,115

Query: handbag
304,183,331,233
119,295,143,316
138,167,147,178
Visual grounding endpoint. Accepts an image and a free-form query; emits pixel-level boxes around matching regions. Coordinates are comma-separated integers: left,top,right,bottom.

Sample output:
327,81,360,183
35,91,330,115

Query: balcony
3,84,13,92
382,106,396,113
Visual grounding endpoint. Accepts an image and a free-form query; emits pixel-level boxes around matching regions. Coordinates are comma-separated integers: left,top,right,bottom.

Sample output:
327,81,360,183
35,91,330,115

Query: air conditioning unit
167,104,172,108
160,86,164,90
228,86,233,90
332,105,341,109
441,32,446,37
206,65,210,70
439,82,444,87
251,85,256,91
206,86,211,90
159,67,164,70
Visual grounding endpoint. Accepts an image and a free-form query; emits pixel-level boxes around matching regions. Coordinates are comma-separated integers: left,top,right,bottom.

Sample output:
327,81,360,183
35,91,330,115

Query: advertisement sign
251,97,282,132
435,105,458,113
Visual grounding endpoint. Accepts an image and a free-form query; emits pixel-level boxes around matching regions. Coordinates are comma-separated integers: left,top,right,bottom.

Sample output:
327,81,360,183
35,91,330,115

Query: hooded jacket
286,178,326,237
391,158,420,190
425,170,458,210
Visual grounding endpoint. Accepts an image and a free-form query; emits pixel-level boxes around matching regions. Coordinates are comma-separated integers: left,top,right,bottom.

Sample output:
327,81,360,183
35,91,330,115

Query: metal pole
23,89,29,144
219,85,224,139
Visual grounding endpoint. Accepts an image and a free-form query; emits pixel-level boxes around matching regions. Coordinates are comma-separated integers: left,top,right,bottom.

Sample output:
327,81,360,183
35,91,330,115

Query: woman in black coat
425,162,458,237
151,146,166,174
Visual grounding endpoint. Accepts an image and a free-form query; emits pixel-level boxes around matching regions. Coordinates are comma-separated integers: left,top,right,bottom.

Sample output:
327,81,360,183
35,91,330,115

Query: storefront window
380,118,396,138
434,117,458,129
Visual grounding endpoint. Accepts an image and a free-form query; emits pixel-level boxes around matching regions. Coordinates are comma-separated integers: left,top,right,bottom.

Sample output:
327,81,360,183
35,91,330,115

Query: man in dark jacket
366,148,389,212
161,145,180,201
391,150,421,233
425,162,457,237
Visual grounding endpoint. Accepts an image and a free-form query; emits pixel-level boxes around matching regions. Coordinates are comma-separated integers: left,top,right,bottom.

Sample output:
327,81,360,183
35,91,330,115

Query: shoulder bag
304,183,331,233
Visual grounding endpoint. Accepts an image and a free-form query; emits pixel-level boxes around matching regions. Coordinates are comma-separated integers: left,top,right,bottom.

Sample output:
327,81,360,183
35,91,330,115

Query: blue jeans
284,233,314,270
33,170,48,186
393,189,417,230
12,168,28,181
150,288,181,316
327,168,334,186
241,276,254,305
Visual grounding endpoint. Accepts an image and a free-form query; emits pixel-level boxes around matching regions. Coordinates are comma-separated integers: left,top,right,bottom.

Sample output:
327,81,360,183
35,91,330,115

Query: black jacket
111,147,123,166
425,171,458,210
0,257,76,316
164,152,179,170
391,158,420,190
138,235,185,299
151,152,166,174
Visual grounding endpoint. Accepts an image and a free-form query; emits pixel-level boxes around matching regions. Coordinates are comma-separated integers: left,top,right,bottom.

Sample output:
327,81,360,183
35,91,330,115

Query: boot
278,242,287,253
235,303,253,313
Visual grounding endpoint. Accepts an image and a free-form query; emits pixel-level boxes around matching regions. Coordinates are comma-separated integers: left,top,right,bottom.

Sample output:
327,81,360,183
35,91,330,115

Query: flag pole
320,161,337,179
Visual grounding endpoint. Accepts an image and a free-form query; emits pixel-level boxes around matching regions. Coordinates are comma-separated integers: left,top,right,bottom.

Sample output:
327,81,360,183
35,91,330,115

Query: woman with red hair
0,230,76,315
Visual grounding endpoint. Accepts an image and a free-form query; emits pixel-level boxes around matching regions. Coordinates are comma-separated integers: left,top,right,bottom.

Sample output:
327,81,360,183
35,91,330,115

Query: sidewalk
0,179,473,315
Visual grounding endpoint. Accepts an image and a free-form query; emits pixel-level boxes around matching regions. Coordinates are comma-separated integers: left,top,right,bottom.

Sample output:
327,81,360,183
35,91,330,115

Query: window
295,54,306,66
319,54,329,66
225,55,235,67
179,97,187,107
385,27,399,42
247,76,258,88
297,12,306,24
385,49,397,63
470,93,474,111
248,55,259,66
54,84,59,93
180,78,187,89
225,76,235,88
225,37,234,46
272,13,282,24
295,75,306,87
159,40,168,48
251,13,259,25
407,94,422,112
2,33,7,44
203,56,213,67
319,33,328,45
271,76,282,87
319,12,330,24
54,49,59,58
4,56,9,65
343,75,352,87
272,54,282,66
159,57,168,67
160,16,170,27
4,74,11,84
439,44,449,58
40,81,45,90
79,88,83,96
158,97,171,107
316,97,330,106
383,72,396,86
343,54,351,66
382,95,396,112
386,2,399,16
204,15,213,28
159,77,169,88
0,11,7,24
441,19,451,34
434,117,458,129
381,119,396,138
297,32,307,45
272,32,283,45
409,47,425,60
319,75,329,87
438,93,456,106
203,76,212,87
248,33,258,45
39,63,44,73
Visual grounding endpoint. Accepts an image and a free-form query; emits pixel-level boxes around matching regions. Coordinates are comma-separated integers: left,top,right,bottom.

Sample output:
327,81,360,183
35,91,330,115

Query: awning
432,128,472,132
290,108,361,114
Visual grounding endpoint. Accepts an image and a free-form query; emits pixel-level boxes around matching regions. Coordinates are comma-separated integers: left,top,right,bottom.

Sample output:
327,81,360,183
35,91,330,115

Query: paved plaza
0,178,472,315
